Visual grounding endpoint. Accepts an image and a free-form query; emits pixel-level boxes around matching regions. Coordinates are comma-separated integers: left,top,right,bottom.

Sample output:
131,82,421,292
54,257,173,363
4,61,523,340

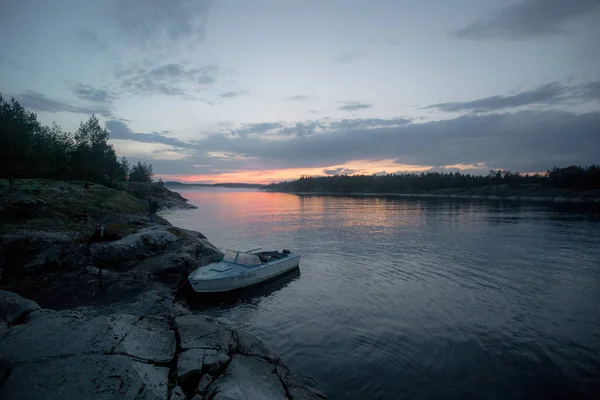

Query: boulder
0,289,40,329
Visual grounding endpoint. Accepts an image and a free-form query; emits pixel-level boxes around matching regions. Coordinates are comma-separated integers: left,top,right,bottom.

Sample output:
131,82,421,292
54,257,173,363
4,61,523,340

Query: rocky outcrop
0,179,326,399
121,181,197,211
0,180,220,308
0,290,325,400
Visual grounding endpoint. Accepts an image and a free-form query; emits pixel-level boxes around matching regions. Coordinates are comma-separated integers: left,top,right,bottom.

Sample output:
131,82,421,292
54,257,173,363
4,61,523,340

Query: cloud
76,28,108,51
574,81,600,102
284,95,308,101
219,90,248,99
105,120,194,148
71,84,118,103
189,110,600,174
115,63,219,98
323,167,360,176
105,110,600,177
16,91,113,118
218,118,410,138
454,0,600,40
334,52,362,63
328,118,411,130
338,102,372,111
110,0,213,51
307,109,321,114
426,81,600,112
233,122,284,136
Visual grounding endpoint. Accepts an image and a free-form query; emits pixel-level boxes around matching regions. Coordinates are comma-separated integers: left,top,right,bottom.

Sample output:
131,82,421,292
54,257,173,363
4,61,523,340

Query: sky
1,0,599,183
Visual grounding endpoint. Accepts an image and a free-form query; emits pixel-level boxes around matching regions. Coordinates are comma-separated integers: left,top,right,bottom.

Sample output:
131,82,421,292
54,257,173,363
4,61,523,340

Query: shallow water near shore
162,188,600,400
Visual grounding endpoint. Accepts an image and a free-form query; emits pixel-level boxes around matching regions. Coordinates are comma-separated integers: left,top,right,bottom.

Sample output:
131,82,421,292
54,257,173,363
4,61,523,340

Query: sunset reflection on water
161,188,600,400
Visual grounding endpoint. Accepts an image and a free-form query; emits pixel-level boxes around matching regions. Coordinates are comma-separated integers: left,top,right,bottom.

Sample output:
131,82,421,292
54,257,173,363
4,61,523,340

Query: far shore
266,191,600,204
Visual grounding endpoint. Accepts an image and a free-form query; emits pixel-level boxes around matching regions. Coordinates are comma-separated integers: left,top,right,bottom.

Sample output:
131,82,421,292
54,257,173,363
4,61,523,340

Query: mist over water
162,188,600,400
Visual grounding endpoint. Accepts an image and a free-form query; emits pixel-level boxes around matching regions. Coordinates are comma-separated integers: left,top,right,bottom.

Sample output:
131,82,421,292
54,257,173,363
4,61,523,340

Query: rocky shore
0,179,324,400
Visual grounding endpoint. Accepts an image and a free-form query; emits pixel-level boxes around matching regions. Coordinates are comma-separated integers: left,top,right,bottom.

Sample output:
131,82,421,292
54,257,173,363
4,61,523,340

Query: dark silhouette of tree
0,95,40,189
129,161,154,183
0,93,154,186
118,156,131,181
267,166,600,194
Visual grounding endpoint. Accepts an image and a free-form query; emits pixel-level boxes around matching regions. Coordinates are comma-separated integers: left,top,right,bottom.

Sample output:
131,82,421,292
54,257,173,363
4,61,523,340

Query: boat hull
189,254,301,293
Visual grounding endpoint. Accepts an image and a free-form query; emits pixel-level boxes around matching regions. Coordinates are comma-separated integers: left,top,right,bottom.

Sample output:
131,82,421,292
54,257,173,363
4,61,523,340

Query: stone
177,348,230,388
197,373,213,395
235,329,280,362
170,385,186,399
209,355,286,400
0,289,40,328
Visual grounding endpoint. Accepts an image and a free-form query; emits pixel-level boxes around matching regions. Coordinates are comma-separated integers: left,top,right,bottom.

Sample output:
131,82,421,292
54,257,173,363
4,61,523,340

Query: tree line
0,94,154,187
266,166,600,193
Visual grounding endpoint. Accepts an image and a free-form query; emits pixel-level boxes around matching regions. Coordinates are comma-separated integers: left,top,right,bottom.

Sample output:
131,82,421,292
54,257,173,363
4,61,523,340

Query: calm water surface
162,188,600,400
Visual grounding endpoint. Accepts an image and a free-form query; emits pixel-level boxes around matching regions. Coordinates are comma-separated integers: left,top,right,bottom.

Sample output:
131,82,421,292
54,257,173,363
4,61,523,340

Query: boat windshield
222,250,261,266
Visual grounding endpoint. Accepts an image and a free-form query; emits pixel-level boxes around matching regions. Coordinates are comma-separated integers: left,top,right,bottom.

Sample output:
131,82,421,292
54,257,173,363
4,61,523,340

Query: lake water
161,188,600,400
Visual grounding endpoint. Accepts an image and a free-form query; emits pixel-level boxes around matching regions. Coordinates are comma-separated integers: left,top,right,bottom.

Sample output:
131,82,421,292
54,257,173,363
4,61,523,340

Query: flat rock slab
0,307,175,400
1,311,175,365
0,291,326,400
176,315,236,351
0,354,168,400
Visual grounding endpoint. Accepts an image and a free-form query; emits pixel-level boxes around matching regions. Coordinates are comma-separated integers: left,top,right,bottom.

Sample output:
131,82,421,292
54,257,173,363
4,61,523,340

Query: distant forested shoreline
264,166,600,199
164,181,266,189
0,94,154,188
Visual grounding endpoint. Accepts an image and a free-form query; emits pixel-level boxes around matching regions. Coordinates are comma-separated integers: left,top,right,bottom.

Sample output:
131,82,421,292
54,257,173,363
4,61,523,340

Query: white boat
187,248,301,293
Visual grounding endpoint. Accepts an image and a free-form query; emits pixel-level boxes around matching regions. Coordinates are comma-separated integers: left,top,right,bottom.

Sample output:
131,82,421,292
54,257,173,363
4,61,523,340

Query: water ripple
164,191,600,400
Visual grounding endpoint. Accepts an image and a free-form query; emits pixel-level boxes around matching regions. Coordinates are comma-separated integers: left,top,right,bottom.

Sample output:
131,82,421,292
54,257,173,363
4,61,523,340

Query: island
263,166,600,203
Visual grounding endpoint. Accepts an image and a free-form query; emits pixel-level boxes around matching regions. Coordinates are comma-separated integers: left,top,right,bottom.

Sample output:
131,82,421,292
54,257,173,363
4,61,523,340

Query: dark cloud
307,109,321,114
191,110,600,174
284,95,308,101
72,84,118,103
109,110,600,177
334,52,362,63
221,118,409,138
233,122,283,136
16,91,113,118
328,118,411,130
454,0,600,40
574,81,600,102
105,120,194,148
277,122,321,137
115,63,218,98
427,81,600,112
219,90,248,99
323,167,360,176
338,102,372,111
428,83,565,112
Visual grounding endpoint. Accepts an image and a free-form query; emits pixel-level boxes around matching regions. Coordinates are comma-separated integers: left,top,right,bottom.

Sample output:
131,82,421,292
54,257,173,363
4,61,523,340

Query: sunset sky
1,0,599,183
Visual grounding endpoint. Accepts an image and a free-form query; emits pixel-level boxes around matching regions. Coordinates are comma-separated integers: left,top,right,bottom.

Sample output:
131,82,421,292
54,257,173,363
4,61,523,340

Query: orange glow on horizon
158,159,434,184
